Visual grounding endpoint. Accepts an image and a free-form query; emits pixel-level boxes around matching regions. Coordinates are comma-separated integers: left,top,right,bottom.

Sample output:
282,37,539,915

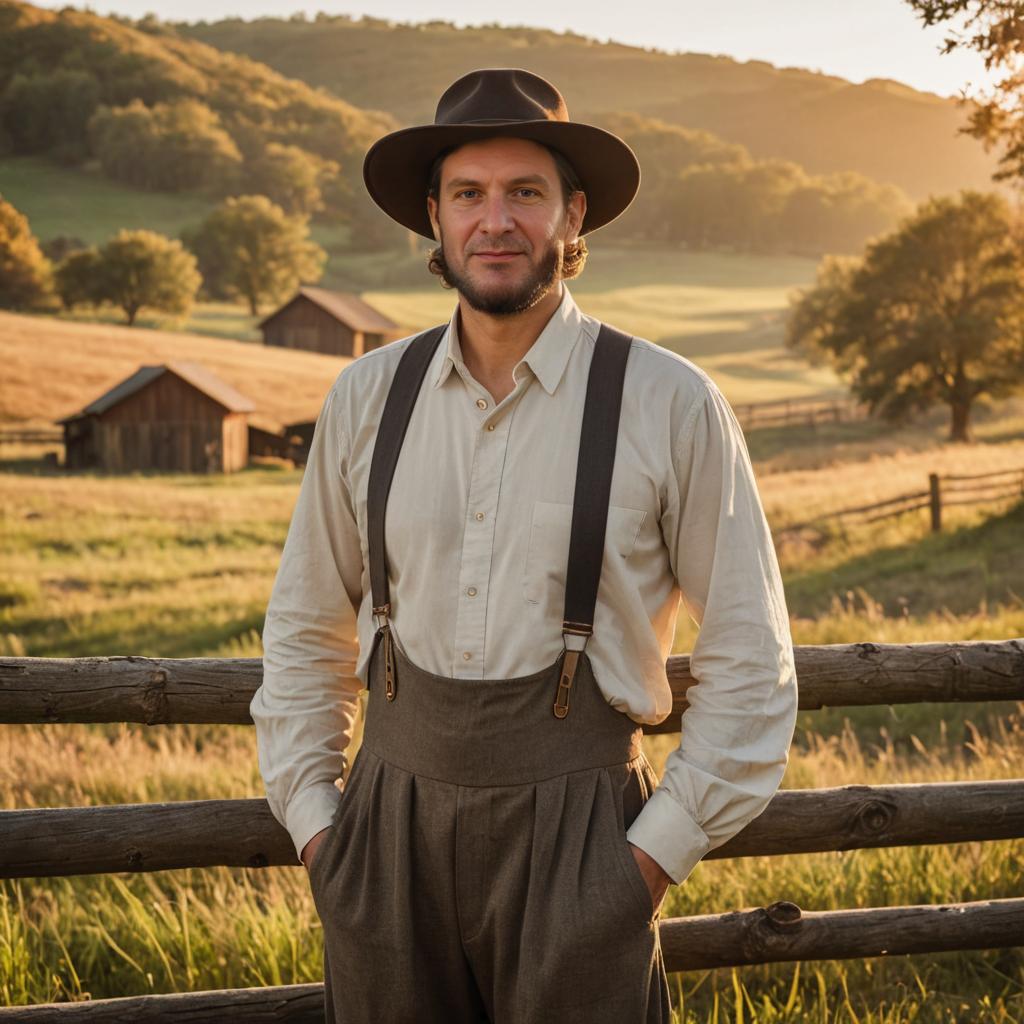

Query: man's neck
456,284,564,405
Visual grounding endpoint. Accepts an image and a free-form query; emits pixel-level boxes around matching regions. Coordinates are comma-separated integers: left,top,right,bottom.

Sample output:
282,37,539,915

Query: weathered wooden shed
57,361,255,474
258,286,402,357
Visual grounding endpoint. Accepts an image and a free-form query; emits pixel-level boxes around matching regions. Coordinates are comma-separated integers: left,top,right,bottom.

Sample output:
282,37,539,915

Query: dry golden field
0,311,350,429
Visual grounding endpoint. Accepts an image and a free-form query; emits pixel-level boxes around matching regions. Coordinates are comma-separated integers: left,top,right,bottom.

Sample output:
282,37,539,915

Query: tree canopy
183,195,326,315
785,188,1024,441
56,229,201,325
0,193,54,311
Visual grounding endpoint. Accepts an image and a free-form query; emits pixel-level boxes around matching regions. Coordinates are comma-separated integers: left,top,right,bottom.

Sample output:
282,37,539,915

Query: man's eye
515,188,539,198
456,189,479,200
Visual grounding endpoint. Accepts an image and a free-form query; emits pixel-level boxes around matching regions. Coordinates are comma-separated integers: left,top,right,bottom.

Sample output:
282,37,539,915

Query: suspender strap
367,324,447,620
561,321,633,636
553,322,633,718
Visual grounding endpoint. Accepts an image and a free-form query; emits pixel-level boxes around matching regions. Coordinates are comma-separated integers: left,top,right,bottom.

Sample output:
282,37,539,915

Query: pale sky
35,0,1006,101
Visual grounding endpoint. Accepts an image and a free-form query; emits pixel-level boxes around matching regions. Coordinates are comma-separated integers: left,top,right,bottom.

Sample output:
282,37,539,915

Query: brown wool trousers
308,635,673,1023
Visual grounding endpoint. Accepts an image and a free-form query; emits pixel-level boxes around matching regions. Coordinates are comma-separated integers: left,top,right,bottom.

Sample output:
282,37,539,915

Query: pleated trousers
308,635,673,1023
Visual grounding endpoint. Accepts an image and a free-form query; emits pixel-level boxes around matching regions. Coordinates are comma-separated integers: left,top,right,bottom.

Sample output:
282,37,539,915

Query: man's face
426,136,586,316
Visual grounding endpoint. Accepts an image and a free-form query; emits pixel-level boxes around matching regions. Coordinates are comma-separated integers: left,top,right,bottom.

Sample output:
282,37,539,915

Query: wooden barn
58,361,255,474
259,286,402,357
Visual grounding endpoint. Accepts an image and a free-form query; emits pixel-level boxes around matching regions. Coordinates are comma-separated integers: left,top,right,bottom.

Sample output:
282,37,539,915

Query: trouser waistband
362,631,643,787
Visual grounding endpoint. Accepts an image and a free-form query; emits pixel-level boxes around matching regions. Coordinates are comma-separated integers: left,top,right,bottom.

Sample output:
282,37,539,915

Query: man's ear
427,195,441,242
565,190,586,244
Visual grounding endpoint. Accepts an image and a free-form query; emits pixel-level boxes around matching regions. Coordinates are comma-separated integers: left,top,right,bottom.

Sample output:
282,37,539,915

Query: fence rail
734,395,867,431
2,779,1021,878
779,466,1024,536
1,638,1022,1018
2,639,1022,727
0,428,62,445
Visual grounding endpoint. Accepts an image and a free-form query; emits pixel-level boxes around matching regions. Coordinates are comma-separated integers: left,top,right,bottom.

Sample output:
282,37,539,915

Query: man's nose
477,193,515,235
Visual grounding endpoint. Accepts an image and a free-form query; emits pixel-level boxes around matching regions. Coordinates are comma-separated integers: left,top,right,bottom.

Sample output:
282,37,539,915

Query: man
252,68,798,1023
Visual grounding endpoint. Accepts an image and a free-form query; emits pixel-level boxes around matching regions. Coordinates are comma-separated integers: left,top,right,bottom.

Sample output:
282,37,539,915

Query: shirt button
486,424,495,431
474,511,485,521
466,586,477,597
476,398,487,410
462,651,472,660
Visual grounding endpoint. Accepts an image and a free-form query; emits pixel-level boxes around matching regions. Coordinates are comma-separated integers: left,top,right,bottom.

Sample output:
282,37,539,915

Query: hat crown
435,68,570,126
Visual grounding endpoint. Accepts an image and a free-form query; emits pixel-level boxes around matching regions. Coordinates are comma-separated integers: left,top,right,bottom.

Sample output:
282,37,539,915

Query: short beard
432,236,563,317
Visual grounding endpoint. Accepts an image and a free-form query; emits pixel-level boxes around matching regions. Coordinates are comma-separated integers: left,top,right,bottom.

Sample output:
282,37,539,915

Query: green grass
0,157,218,247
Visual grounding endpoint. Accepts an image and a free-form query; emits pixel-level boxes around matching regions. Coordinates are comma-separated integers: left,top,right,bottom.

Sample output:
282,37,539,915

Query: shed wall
89,375,248,473
262,299,359,356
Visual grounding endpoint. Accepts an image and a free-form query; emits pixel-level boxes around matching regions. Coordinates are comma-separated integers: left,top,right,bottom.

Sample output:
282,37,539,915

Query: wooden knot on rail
853,794,897,836
139,664,169,725
764,900,802,929
739,901,804,959
853,642,882,659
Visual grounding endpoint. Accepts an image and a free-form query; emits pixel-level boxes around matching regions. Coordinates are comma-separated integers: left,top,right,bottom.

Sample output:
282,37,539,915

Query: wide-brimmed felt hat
362,68,641,240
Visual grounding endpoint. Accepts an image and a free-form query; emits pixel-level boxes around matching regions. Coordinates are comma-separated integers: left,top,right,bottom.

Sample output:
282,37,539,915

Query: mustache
466,240,532,255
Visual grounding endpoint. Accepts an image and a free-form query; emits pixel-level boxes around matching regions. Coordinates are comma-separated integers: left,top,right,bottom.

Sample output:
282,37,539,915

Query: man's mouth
471,251,523,262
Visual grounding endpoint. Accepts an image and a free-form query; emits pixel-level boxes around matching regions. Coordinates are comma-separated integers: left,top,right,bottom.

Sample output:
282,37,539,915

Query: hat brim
362,120,641,240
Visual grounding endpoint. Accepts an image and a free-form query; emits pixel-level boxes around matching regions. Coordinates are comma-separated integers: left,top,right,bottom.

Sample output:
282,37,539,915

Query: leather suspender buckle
372,603,391,631
372,603,396,701
554,622,592,719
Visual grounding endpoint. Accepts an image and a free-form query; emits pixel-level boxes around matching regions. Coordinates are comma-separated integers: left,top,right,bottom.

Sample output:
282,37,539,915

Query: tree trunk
125,304,138,327
948,358,973,442
949,398,972,442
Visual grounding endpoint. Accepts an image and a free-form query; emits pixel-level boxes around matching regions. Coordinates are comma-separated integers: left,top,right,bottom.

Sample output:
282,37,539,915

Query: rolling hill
178,14,1005,203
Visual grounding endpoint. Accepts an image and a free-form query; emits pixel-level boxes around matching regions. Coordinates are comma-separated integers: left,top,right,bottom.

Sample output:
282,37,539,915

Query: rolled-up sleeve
626,378,798,884
250,383,364,862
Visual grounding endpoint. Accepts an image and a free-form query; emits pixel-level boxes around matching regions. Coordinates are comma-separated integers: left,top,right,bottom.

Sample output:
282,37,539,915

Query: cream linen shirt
252,283,798,885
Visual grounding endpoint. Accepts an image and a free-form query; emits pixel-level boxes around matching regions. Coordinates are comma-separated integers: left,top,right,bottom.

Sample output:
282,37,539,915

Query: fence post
929,473,942,532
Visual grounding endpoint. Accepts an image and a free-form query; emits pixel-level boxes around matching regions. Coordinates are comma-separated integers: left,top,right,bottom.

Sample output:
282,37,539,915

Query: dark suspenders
366,320,633,716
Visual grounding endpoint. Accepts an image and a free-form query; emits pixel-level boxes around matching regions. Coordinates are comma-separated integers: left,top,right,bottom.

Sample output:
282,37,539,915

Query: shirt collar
430,284,586,397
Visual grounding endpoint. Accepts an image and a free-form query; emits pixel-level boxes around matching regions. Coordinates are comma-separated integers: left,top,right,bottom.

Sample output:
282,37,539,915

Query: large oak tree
786,189,1024,441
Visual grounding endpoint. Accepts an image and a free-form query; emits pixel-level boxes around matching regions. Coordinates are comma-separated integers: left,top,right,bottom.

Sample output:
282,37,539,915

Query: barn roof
259,286,399,332
58,361,255,422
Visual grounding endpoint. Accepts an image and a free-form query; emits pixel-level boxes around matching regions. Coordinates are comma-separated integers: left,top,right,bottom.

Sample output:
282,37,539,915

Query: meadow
1,237,1023,1019
3,412,1023,1020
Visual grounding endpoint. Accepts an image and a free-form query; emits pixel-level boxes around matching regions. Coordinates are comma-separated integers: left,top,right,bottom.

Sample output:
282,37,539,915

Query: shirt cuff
284,781,344,862
626,784,711,885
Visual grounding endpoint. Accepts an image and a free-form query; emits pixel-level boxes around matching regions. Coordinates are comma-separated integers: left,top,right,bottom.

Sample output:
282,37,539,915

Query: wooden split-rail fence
0,639,1023,1020
778,466,1024,537
733,395,867,431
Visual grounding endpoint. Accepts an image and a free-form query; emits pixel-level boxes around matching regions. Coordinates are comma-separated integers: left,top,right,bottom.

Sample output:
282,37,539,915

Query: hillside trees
183,195,326,315
0,194,54,311
0,69,101,163
595,113,911,254
247,143,339,217
88,98,242,193
0,2,396,228
55,229,201,325
785,189,1024,442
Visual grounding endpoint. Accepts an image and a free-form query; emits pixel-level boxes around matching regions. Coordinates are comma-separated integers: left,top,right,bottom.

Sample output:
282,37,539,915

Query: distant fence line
778,465,1024,537
0,427,62,445
733,395,867,431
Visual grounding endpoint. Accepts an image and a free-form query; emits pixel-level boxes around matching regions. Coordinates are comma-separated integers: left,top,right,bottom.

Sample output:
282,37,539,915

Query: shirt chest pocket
522,500,647,606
